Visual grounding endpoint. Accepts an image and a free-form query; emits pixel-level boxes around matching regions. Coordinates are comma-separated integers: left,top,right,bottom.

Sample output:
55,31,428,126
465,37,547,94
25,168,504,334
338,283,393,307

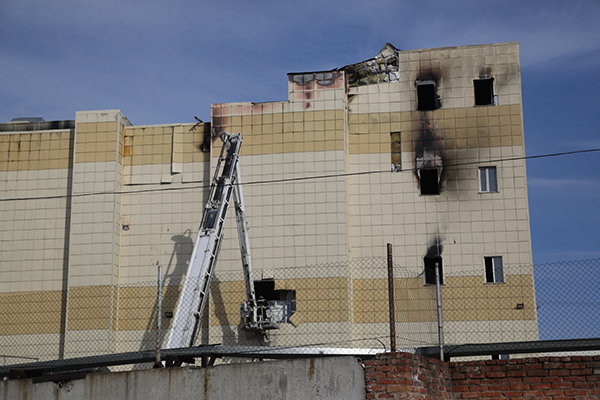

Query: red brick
530,383,552,390
485,372,505,378
460,393,482,398
587,361,600,368
466,373,485,379
565,362,584,369
506,370,526,377
543,362,562,369
542,376,564,383
469,385,487,392
481,391,503,397
375,366,396,372
365,373,386,380
387,385,411,392
523,377,541,384
388,377,413,385
565,375,586,382
510,384,530,390
549,369,570,376
551,382,573,389
542,389,564,396
501,391,523,397
564,388,588,396
524,363,543,370
452,386,468,392
375,393,394,399
527,369,549,377
574,382,595,389
521,390,545,397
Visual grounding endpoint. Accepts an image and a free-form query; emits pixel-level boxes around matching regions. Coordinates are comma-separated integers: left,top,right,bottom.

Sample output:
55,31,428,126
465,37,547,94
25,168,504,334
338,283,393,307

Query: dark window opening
417,80,440,111
254,279,296,322
424,256,443,285
474,78,494,106
419,168,440,195
391,131,402,172
485,256,504,283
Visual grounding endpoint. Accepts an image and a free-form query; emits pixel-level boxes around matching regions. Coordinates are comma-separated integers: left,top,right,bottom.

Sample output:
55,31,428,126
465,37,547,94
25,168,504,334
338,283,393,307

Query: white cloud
528,177,599,190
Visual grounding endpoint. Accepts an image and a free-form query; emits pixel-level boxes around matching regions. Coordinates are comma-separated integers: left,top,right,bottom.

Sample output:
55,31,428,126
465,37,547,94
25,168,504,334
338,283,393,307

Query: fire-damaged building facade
0,42,536,361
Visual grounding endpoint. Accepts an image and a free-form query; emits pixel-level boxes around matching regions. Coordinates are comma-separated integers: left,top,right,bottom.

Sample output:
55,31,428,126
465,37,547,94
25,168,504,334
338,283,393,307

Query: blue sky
1,0,599,264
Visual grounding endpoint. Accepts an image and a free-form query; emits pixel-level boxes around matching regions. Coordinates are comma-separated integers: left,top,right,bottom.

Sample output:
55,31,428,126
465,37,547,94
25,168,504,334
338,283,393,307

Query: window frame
479,166,498,193
390,131,402,172
473,78,495,106
419,168,441,195
484,256,505,284
424,256,444,285
416,80,440,111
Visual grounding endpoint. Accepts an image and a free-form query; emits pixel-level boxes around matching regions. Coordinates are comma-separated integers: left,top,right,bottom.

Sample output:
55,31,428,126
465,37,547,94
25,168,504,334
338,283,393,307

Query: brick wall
364,352,453,399
450,355,600,399
364,352,600,399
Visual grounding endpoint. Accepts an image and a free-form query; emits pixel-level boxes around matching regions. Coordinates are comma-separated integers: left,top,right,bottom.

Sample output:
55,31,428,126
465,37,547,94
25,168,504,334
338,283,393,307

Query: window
479,166,498,192
424,256,443,285
417,80,440,111
254,279,296,322
420,168,440,195
474,78,495,106
391,132,401,172
485,256,504,283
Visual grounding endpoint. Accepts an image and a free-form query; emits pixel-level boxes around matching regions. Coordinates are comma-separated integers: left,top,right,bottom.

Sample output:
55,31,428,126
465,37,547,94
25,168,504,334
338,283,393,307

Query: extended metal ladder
166,132,284,349
166,132,247,348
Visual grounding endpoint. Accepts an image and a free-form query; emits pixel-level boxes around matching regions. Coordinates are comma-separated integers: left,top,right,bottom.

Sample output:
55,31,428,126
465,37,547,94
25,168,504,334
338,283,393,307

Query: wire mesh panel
1,258,599,370
534,259,600,340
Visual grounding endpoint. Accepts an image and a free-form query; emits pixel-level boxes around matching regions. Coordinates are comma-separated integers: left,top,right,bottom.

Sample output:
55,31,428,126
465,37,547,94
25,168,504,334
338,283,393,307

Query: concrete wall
0,357,365,400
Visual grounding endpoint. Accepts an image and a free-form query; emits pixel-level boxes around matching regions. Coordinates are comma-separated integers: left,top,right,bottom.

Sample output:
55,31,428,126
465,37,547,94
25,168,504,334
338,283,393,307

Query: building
0,42,537,363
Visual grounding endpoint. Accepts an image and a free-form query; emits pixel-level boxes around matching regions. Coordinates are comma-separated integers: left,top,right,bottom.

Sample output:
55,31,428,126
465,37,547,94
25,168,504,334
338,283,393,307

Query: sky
1,0,599,264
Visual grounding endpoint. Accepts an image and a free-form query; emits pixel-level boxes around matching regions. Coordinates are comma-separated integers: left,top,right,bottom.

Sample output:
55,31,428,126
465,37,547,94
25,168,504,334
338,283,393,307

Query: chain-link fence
0,258,599,369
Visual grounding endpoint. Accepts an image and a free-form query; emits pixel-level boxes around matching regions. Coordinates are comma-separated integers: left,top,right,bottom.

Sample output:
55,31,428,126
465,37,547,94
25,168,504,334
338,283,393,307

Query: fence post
155,265,163,367
435,262,444,361
387,243,396,352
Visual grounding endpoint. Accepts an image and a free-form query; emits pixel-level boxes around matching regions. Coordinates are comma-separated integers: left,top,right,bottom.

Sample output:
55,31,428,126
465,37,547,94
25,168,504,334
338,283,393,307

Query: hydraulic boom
165,132,283,349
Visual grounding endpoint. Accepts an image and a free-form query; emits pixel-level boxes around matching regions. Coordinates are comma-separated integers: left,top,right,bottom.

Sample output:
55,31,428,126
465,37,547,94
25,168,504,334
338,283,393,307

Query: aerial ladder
165,132,282,349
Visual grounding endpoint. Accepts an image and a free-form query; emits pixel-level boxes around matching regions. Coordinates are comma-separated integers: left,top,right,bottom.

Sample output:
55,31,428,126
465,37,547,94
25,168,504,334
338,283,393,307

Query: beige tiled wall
0,129,73,294
0,42,536,357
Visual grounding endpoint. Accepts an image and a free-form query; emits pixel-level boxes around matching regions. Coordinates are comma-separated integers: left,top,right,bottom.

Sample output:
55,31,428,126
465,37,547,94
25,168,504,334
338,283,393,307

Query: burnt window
417,80,440,111
254,279,296,322
391,131,402,172
424,256,443,285
474,78,494,106
419,168,440,195
485,256,504,283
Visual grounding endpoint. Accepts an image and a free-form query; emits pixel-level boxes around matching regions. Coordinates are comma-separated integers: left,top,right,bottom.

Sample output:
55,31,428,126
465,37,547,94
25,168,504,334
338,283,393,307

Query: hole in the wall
417,80,440,111
419,168,440,195
474,78,494,106
424,256,443,285
254,279,296,323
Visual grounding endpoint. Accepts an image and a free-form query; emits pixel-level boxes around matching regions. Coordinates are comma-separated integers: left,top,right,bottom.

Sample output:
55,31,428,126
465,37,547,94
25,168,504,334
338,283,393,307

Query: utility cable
0,148,598,202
